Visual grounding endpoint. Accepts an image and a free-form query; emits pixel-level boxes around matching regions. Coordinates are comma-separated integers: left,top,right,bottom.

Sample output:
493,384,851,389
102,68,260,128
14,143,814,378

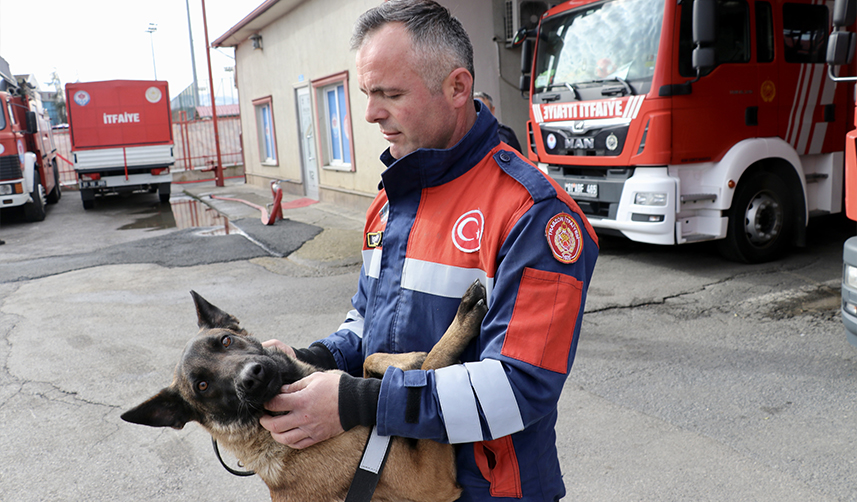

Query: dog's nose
240,362,266,392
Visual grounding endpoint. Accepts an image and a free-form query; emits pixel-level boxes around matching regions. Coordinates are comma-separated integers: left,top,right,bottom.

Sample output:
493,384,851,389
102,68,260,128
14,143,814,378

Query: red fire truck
0,57,61,222
65,80,173,209
518,0,853,263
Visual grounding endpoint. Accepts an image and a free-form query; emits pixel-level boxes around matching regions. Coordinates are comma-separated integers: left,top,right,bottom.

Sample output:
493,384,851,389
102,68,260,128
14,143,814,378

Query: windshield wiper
544,81,581,100
598,76,635,96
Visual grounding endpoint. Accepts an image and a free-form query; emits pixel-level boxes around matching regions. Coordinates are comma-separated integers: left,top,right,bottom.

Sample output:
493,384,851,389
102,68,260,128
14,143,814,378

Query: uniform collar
379,100,499,198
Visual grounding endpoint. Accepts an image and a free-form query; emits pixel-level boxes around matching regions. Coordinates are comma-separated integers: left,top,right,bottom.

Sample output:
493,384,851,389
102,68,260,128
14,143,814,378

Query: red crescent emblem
452,209,484,253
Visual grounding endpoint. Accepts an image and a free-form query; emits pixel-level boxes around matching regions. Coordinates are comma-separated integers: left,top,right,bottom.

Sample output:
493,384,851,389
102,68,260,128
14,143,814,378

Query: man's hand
262,339,296,358
260,371,344,449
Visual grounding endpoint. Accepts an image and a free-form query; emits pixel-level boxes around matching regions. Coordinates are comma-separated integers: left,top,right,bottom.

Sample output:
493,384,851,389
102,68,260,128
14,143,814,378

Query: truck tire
81,189,95,210
23,172,47,222
717,171,793,263
46,160,62,204
158,182,171,204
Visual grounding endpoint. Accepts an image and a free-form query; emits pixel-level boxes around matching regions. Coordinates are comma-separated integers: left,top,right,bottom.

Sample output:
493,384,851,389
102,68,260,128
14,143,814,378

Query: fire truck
65,80,173,209
827,0,857,347
0,56,61,222
517,0,852,263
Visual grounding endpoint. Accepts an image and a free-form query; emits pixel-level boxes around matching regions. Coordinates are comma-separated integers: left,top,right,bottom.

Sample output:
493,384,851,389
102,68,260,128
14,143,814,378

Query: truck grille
0,155,22,181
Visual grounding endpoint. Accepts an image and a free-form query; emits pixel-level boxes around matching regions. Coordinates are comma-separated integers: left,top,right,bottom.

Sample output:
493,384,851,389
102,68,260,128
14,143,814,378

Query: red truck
65,80,174,209
0,56,61,222
516,0,850,263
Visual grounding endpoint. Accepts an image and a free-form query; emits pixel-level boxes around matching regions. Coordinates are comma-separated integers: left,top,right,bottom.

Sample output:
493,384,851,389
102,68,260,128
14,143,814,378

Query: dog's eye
221,335,232,348
197,381,208,392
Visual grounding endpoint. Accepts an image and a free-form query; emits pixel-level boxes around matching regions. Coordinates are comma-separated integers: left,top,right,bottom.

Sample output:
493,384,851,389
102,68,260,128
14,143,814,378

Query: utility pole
185,0,201,112
146,23,158,80
201,0,224,187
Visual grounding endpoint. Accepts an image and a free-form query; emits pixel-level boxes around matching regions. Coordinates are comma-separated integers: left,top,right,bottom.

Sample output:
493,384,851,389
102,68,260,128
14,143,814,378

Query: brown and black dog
121,281,487,502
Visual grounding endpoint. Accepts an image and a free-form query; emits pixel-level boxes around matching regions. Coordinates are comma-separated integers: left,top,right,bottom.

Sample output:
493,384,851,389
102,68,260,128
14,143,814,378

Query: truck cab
0,59,61,222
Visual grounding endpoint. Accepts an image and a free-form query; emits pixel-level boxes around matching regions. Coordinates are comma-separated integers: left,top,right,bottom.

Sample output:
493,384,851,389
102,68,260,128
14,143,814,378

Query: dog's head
121,291,308,434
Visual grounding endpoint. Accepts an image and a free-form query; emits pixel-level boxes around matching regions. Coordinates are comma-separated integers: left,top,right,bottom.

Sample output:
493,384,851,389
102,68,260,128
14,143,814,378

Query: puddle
119,196,237,235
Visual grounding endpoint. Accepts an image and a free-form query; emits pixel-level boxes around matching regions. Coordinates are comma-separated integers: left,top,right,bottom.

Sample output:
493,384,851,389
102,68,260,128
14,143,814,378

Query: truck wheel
717,171,793,263
46,160,62,204
23,172,47,222
81,189,95,210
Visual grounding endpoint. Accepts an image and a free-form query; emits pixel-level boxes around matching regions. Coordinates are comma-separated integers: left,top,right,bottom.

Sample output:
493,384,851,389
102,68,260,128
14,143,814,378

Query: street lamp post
146,23,158,80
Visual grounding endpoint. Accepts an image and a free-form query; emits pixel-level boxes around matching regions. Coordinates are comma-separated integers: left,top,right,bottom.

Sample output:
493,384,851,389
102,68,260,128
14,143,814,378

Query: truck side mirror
692,0,716,73
827,31,856,66
519,38,534,93
25,111,37,134
833,0,857,27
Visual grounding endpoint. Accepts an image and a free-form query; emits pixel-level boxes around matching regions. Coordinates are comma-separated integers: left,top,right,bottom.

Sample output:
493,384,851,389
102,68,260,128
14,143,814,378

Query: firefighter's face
356,22,458,159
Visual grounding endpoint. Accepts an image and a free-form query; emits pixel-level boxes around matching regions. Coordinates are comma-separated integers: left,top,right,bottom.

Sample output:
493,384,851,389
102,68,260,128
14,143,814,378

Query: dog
121,281,487,502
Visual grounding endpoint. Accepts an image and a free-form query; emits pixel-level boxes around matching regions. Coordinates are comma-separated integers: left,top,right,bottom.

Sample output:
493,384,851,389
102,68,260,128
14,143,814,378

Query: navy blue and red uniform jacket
316,103,599,500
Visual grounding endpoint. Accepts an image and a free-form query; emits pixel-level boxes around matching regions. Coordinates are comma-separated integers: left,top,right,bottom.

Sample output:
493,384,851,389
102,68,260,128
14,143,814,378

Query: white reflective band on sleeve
401,258,494,304
359,425,391,474
464,360,524,438
435,365,484,444
337,309,365,338
362,249,382,279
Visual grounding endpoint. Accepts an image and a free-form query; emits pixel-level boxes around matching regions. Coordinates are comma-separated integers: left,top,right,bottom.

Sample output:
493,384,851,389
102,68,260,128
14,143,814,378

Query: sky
0,0,262,105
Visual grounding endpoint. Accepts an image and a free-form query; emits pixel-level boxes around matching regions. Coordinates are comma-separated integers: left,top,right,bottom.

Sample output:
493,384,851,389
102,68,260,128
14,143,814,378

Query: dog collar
211,437,256,477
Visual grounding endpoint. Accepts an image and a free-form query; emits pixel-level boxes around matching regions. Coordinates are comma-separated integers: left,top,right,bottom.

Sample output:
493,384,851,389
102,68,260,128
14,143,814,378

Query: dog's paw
457,280,487,325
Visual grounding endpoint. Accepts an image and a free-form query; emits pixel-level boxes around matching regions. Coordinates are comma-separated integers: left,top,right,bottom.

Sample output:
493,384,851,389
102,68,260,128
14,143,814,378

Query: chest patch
452,209,484,253
545,213,583,264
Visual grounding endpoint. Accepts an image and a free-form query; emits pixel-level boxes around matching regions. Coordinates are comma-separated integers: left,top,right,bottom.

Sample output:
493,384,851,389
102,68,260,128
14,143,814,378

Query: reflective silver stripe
362,249,382,279
464,360,524,438
401,258,494,304
338,309,365,338
359,426,391,474
435,365,483,444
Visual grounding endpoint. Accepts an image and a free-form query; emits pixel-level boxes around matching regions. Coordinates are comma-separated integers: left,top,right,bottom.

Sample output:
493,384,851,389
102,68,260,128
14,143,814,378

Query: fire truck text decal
533,95,645,123
103,112,141,124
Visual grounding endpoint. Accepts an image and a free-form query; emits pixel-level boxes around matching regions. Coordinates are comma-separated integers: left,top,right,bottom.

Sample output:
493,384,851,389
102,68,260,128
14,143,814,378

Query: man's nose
364,96,386,123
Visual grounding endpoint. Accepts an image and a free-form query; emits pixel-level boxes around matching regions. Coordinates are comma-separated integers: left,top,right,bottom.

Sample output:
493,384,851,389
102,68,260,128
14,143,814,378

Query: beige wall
234,0,531,210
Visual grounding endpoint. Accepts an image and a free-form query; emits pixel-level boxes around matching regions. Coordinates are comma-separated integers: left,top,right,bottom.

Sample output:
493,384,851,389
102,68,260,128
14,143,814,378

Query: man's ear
190,291,241,331
446,68,474,109
121,388,196,429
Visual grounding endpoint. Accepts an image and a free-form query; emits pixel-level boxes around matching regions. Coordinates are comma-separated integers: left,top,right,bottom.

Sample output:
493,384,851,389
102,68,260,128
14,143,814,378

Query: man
260,1,598,499
474,91,523,153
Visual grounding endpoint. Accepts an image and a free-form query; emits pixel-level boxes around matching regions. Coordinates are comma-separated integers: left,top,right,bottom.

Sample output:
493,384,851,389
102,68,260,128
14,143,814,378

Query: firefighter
260,1,599,499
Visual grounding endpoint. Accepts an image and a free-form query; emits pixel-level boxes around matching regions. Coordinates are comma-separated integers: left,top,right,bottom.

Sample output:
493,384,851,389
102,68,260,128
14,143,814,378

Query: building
213,0,546,210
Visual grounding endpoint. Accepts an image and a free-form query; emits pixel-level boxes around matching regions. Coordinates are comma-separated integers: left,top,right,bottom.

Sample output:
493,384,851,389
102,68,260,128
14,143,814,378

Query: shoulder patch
545,213,583,264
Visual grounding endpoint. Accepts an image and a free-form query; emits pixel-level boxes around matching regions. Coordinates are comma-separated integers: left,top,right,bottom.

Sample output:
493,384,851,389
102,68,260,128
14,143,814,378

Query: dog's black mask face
121,292,306,432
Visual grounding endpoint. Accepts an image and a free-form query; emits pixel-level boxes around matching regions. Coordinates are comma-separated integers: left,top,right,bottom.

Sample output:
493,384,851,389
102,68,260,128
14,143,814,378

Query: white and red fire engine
0,56,61,222
65,80,173,209
518,0,853,263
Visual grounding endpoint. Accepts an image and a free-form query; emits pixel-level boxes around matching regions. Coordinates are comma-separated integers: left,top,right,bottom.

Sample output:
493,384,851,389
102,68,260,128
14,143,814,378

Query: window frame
252,96,278,166
311,71,356,172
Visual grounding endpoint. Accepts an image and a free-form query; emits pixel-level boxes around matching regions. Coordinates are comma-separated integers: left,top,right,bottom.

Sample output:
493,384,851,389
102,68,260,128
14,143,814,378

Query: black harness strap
345,425,393,502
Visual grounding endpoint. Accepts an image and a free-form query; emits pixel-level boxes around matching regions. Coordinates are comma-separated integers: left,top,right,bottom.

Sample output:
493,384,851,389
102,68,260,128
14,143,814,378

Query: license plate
565,182,598,198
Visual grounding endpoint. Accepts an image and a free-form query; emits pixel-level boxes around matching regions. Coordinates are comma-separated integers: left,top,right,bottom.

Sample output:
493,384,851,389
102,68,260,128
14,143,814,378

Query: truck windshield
533,0,664,97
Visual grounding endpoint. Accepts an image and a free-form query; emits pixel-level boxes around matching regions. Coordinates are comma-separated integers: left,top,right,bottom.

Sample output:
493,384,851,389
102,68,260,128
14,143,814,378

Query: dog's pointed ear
121,388,195,430
191,291,241,331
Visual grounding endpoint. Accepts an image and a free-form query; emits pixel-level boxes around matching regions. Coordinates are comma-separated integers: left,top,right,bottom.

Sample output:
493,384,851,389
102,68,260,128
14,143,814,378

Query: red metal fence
53,115,243,186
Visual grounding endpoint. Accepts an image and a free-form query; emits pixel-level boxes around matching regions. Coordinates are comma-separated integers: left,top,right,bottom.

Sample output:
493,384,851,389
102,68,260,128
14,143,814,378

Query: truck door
671,0,761,163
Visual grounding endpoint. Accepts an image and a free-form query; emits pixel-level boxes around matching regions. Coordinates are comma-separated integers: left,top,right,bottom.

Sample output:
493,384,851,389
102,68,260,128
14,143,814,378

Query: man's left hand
260,371,344,449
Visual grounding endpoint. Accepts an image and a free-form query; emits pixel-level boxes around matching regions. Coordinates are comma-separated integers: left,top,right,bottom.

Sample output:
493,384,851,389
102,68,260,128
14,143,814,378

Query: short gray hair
351,0,474,94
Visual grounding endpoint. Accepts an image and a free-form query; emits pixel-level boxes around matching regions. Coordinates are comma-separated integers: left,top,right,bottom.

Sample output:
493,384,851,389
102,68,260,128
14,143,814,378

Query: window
783,3,829,63
312,72,355,171
253,96,278,165
679,0,751,77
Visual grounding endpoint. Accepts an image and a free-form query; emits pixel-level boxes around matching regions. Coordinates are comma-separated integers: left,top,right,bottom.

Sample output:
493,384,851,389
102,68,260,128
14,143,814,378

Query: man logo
452,209,484,253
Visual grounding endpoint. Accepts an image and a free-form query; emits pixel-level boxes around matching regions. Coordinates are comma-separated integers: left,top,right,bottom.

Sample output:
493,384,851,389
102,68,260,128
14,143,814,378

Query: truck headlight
0,184,11,195
845,264,857,289
634,192,667,206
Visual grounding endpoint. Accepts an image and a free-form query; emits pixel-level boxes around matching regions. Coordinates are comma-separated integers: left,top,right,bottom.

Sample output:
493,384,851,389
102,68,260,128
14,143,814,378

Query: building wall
234,0,531,210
